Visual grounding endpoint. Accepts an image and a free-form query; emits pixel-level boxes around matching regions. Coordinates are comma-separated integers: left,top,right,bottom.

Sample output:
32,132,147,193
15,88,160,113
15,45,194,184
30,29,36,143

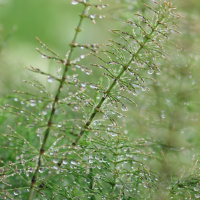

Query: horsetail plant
0,0,184,199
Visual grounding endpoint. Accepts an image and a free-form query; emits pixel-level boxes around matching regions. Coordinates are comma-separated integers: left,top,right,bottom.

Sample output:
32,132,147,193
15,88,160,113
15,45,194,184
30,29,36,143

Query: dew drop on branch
42,54,47,59
132,91,137,96
63,160,68,165
42,109,47,115
30,100,36,107
47,75,55,83
142,86,146,91
39,167,44,173
71,0,78,5
80,55,85,59
71,160,77,165
86,70,91,75
53,158,59,163
90,14,95,19
156,71,161,75
14,190,20,196
121,104,128,111
90,84,98,89
81,82,86,88
148,69,154,74
118,114,122,118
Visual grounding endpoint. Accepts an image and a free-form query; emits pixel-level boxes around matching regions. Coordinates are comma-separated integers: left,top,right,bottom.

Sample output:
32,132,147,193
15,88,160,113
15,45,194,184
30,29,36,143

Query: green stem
110,136,119,197
27,5,89,200
89,168,96,200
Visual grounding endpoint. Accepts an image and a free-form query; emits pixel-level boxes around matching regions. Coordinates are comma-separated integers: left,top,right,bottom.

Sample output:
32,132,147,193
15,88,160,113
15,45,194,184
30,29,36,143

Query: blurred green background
0,0,199,92
0,0,200,198
0,0,113,96
0,0,200,96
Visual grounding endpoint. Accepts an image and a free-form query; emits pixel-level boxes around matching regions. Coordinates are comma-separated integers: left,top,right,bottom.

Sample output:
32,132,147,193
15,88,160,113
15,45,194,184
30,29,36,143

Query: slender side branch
28,5,89,200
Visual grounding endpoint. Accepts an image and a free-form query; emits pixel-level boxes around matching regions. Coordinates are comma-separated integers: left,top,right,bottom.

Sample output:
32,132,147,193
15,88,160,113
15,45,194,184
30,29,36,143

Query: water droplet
132,60,135,64
121,104,128,111
14,98,18,101
53,165,59,170
74,105,79,111
195,194,200,198
90,14,95,19
47,75,55,83
39,167,44,173
63,160,68,165
14,190,20,195
89,159,94,164
90,84,98,89
57,124,62,128
96,93,101,99
148,69,154,74
103,114,108,119
81,82,86,88
30,100,36,107
86,70,91,75
95,132,99,136
53,158,59,163
81,67,85,72
80,55,85,59
42,54,47,59
141,86,146,91
156,71,161,75
42,109,47,115
71,0,78,5
71,160,77,165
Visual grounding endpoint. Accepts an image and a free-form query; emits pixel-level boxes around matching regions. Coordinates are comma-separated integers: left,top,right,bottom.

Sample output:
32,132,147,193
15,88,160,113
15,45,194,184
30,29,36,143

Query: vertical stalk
28,4,89,200
110,136,119,198
88,168,96,200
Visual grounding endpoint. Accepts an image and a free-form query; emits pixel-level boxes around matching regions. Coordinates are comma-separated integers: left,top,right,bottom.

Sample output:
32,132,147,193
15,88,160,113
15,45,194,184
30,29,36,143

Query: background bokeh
0,0,112,96
0,0,200,95
0,0,200,199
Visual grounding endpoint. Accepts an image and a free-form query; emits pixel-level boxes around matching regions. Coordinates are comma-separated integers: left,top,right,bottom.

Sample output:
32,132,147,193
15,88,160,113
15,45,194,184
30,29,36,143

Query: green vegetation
0,0,200,199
